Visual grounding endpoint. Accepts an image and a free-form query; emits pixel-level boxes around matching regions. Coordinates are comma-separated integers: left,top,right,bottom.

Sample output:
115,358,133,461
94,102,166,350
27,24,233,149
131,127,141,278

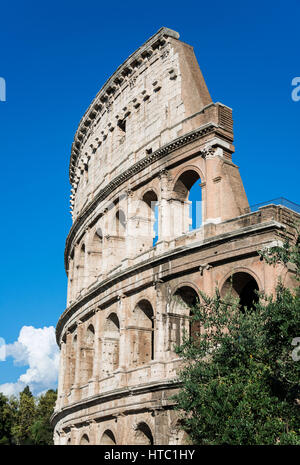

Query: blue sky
0,0,299,394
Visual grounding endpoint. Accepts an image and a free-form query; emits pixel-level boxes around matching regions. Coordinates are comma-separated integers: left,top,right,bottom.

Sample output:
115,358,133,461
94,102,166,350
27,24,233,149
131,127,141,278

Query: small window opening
117,119,126,133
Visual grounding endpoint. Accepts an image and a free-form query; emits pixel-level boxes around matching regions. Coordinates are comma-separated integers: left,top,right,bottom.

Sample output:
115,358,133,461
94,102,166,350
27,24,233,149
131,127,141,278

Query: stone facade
51,27,299,445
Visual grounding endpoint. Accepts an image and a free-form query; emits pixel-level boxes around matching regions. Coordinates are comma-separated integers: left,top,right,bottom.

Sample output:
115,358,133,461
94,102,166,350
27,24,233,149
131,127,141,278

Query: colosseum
51,27,299,445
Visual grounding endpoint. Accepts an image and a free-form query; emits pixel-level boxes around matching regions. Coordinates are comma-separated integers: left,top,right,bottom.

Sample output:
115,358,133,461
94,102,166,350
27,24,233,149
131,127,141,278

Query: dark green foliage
30,390,57,445
0,387,57,445
0,393,16,445
174,233,300,445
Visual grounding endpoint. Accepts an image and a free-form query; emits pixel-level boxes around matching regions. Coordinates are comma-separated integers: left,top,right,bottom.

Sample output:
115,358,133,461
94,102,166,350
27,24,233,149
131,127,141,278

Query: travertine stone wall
52,27,299,445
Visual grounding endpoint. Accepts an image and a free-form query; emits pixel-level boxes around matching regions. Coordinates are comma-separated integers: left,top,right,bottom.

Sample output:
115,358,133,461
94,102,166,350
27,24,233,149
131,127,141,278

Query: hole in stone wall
117,118,126,133
221,272,259,311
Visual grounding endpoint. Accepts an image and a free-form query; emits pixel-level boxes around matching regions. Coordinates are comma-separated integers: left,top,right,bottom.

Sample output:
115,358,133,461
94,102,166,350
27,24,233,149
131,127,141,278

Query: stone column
204,148,221,223
159,170,172,242
66,257,74,306
73,322,83,401
118,294,128,370
57,341,65,409
73,243,81,298
126,189,142,257
83,230,90,289
64,332,72,398
92,310,101,395
200,181,207,224
88,420,97,445
154,282,167,361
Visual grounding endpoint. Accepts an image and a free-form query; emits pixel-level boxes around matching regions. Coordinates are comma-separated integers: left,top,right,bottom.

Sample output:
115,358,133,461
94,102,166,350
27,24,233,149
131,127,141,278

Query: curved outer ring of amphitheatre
69,27,180,185
58,216,282,346
65,122,220,272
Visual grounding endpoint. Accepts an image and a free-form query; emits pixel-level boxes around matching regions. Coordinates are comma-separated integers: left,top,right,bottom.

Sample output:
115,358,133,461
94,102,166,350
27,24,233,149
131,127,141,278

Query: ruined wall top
69,27,223,219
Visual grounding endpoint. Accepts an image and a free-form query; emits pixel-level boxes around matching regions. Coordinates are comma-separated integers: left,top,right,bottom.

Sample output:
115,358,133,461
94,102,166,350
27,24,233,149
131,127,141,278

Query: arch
134,422,154,445
170,286,200,347
88,229,103,282
104,312,120,333
172,164,204,190
80,242,85,255
106,209,127,270
75,242,86,294
86,324,95,344
80,433,90,445
172,168,203,235
133,189,159,250
101,313,120,377
143,190,159,246
220,271,259,311
220,267,261,292
81,324,95,385
130,300,154,366
173,169,201,199
140,185,159,202
100,429,117,445
172,285,199,314
114,209,126,236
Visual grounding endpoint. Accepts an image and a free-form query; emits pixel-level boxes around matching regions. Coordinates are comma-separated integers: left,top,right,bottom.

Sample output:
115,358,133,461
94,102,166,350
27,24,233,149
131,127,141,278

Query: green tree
174,234,300,445
30,389,57,445
11,386,36,445
0,393,16,445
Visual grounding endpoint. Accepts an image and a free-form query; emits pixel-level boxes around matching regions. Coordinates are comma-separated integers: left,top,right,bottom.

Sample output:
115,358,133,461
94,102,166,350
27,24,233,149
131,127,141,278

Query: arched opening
76,243,86,293
134,422,154,445
221,272,259,311
88,229,103,283
80,434,90,445
188,178,202,230
81,325,95,385
101,313,120,377
115,209,126,236
131,300,154,366
100,429,117,445
106,210,126,270
142,190,159,246
67,248,75,304
171,286,199,349
173,170,202,235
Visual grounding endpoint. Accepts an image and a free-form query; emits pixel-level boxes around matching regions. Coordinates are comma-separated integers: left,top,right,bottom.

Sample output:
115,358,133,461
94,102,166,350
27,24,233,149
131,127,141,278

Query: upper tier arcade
69,27,234,221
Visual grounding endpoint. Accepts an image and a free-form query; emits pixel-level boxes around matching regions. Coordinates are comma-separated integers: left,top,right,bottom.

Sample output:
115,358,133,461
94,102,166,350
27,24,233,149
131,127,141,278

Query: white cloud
0,326,59,397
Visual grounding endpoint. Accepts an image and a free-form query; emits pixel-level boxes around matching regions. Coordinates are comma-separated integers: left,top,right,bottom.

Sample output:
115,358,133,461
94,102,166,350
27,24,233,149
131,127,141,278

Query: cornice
69,27,180,185
50,378,180,428
64,122,219,271
58,218,285,345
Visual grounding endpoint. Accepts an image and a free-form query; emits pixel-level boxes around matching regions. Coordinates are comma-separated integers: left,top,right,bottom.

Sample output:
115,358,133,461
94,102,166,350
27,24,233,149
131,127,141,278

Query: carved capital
202,146,216,159
158,168,168,179
126,188,134,198
199,263,212,275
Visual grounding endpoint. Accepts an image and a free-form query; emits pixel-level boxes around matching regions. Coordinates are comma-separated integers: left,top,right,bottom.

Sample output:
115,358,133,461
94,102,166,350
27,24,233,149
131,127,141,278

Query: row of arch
77,422,153,445
66,299,155,389
67,168,204,302
65,271,259,391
